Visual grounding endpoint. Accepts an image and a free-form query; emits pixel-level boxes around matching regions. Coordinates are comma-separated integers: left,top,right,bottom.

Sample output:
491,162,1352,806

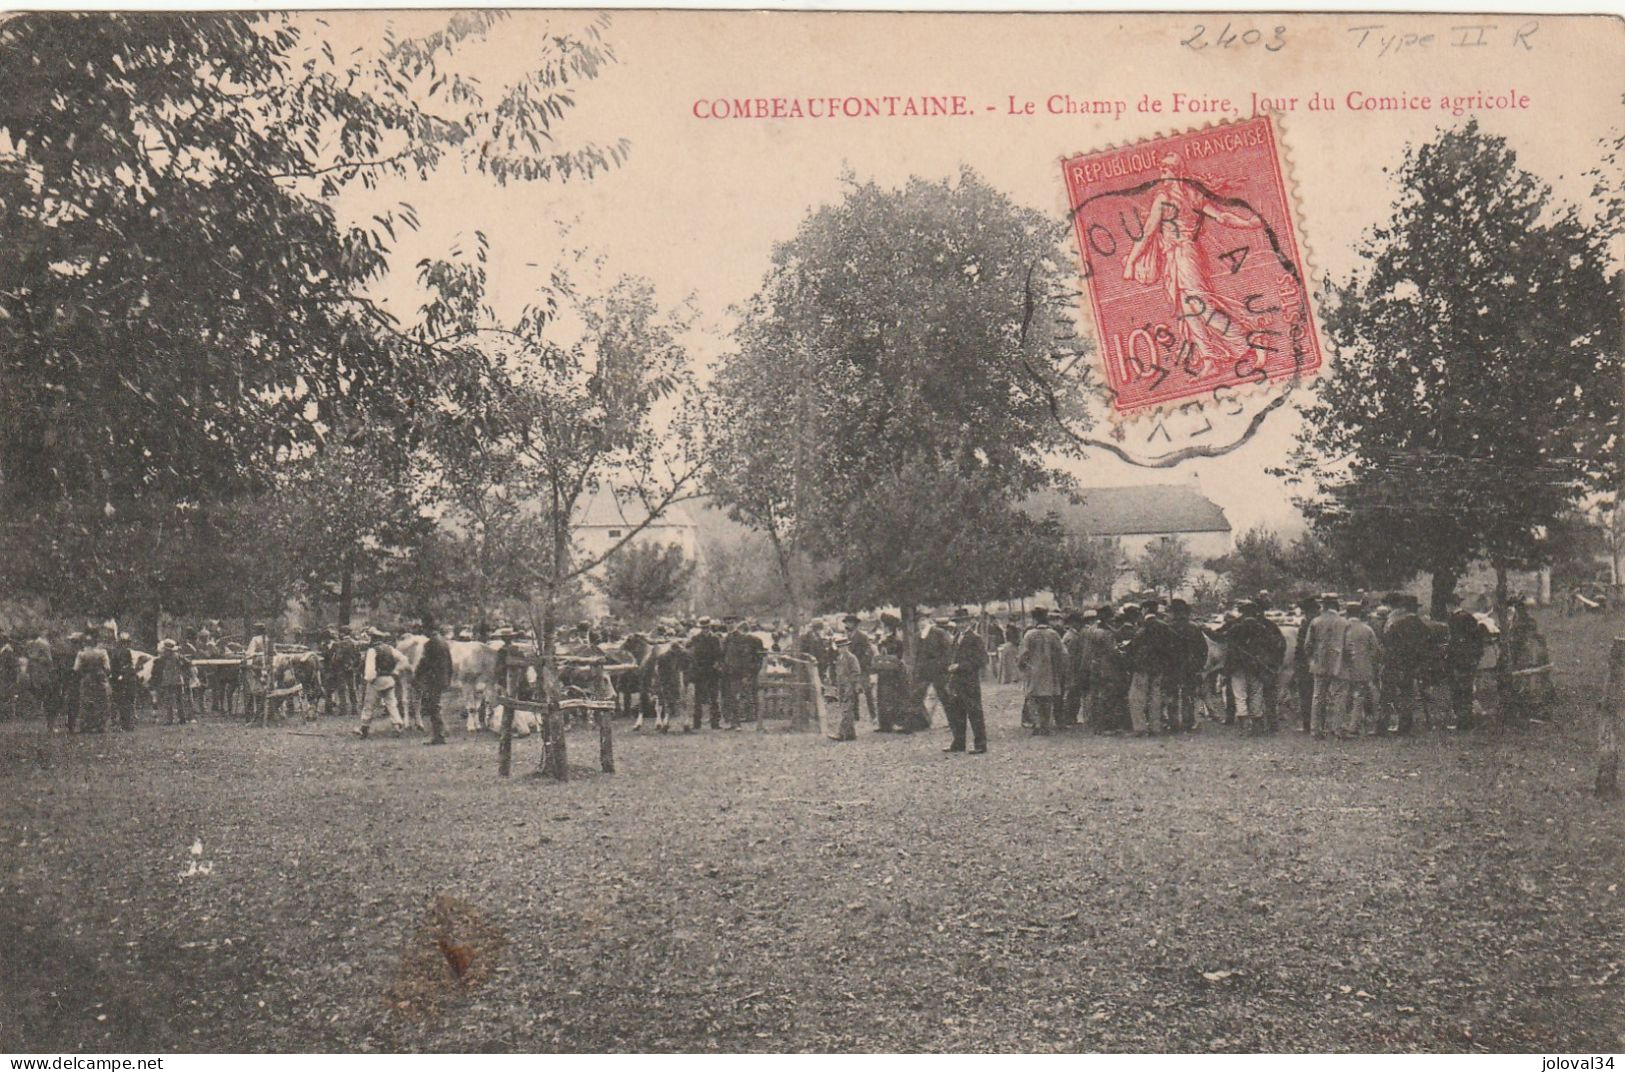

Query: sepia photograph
0,4,1622,1057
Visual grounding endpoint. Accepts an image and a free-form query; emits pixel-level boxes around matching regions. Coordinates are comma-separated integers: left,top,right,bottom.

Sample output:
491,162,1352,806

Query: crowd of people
978,589,1546,742
0,619,425,737
0,586,1552,755
575,587,1546,753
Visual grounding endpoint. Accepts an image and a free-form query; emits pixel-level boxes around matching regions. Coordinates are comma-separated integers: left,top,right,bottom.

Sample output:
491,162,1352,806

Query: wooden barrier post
497,703,516,778
543,708,567,782
597,708,614,773
1598,637,1624,798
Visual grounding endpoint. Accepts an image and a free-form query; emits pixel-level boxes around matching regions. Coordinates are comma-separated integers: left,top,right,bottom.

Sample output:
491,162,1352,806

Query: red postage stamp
1061,116,1321,415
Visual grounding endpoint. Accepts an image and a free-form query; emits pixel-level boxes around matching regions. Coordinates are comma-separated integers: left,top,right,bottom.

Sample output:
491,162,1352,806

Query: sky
335,10,1623,537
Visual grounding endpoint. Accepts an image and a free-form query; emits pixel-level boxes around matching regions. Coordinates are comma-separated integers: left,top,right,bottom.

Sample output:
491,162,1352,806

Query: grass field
3,609,1623,1053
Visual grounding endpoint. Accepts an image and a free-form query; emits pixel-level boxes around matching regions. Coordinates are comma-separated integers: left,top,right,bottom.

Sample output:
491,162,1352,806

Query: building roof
1027,484,1231,537
573,485,697,530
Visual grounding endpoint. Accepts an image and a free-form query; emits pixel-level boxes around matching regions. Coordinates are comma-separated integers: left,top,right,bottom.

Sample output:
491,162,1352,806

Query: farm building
1026,481,1234,599
572,485,703,617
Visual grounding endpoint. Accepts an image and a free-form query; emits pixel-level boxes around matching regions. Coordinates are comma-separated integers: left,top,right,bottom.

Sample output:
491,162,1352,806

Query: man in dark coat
1379,594,1433,735
944,608,988,753
842,614,878,724
107,628,137,731
720,619,762,729
51,630,78,732
688,619,724,729
913,614,955,726
1123,600,1176,736
798,621,831,678
418,618,455,745
329,629,361,720
1223,600,1285,735
1445,594,1490,730
1164,599,1207,733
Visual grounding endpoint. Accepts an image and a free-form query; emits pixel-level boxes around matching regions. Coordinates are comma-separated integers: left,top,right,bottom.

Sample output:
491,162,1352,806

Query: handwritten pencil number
1183,23,1287,52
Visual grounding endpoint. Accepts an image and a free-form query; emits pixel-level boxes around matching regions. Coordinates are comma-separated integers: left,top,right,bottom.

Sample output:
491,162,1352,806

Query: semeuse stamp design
1061,116,1321,416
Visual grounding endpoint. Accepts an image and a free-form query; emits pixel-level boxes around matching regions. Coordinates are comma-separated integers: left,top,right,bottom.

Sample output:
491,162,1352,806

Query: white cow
393,634,429,732
440,639,506,733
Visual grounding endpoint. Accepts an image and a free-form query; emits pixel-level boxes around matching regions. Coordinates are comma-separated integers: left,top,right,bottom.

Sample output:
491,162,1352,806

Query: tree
265,439,437,627
710,170,1088,638
0,12,626,515
1544,510,1612,591
1049,532,1126,606
0,12,632,651
1604,502,1625,586
600,542,697,625
695,535,812,622
415,259,703,777
1206,527,1296,599
1286,121,1621,617
1134,537,1193,599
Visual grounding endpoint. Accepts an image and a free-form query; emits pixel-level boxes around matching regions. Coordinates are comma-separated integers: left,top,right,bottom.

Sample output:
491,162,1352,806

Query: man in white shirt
356,627,406,738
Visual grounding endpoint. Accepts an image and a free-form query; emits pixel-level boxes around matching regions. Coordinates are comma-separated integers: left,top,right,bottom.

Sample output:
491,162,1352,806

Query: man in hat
1444,593,1490,730
1292,596,1320,731
242,621,275,722
1019,606,1065,736
1304,594,1348,739
73,629,112,734
1379,594,1431,735
21,627,54,729
720,618,760,729
1123,598,1176,736
798,619,831,678
944,608,988,753
1075,607,1115,732
152,638,191,725
688,618,724,730
1223,600,1285,735
1338,602,1381,737
1499,596,1550,721
872,612,911,733
190,624,221,714
842,614,878,724
1164,599,1206,733
912,613,955,727
357,627,406,738
829,635,861,742
417,618,454,745
106,627,137,731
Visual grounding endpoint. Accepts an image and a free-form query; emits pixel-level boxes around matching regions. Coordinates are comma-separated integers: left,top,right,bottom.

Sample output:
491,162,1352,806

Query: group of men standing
1299,592,1492,738
999,588,1500,741
616,616,768,733
0,623,143,734
1010,598,1216,738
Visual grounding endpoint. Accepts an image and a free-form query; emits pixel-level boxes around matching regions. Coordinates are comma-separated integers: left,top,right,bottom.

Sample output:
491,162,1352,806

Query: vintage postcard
1,7,1622,1059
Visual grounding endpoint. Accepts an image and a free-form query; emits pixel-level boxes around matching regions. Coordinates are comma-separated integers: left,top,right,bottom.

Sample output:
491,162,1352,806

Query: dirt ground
3,608,1623,1053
